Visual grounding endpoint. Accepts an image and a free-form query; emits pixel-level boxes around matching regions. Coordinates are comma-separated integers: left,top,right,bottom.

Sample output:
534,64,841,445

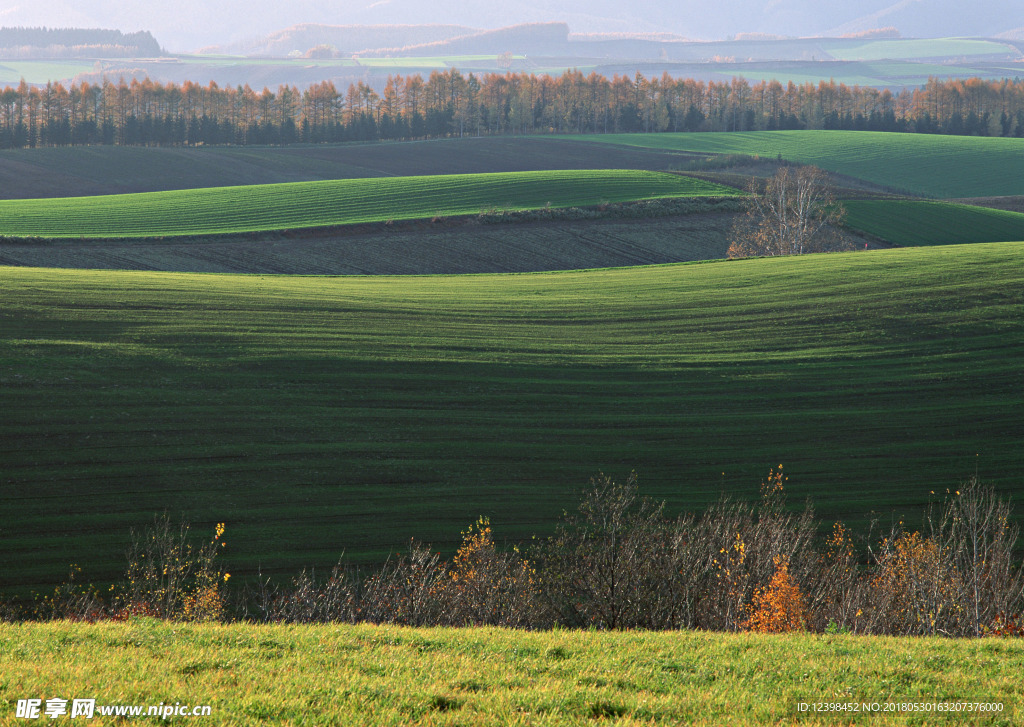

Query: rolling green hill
3,242,1022,593
844,200,1024,246
0,170,737,239
563,131,1024,199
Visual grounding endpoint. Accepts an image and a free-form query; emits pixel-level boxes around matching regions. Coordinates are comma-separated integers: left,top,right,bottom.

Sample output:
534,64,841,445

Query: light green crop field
0,60,94,85
2,621,1022,725
864,61,985,78
707,61,1020,89
177,55,359,67
717,69,890,88
175,54,524,70
2,242,1023,593
0,170,737,239
844,200,1024,246
563,131,1024,199
356,55,526,68
821,38,1017,61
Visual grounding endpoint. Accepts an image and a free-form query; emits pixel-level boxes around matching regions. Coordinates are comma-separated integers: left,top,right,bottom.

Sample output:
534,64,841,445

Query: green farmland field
822,38,1017,61
356,55,526,68
3,621,1022,725
2,242,1023,593
0,60,94,85
564,131,1024,199
0,170,737,239
844,200,1024,246
703,62,978,89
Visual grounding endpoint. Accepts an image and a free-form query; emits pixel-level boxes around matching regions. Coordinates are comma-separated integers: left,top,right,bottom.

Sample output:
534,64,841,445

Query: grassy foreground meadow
0,170,737,239
1,621,1021,725
564,131,1024,199
2,242,1023,593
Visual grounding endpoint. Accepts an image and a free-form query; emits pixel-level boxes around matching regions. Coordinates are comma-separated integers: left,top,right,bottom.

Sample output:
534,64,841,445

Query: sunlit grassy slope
3,621,1022,725
563,131,1024,199
0,170,737,238
845,200,1024,246
2,243,1023,592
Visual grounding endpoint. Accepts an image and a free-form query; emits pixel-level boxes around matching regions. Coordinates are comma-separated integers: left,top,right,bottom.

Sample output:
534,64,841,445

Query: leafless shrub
31,565,109,622
850,478,1024,637
537,472,692,630
259,564,361,624
864,525,960,636
805,521,868,633
359,539,446,626
932,477,1023,636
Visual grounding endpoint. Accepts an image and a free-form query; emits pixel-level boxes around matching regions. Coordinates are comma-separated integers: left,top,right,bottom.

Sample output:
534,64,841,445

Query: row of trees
0,27,162,59
3,72,1024,148
17,470,1024,638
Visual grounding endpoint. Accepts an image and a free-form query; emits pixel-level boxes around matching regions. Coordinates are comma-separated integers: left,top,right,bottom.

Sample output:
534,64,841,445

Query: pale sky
0,0,1020,51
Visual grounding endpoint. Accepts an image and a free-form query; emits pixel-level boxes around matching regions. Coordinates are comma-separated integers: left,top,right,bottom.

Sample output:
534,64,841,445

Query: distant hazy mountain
223,24,477,56
822,0,1022,38
1,0,1021,51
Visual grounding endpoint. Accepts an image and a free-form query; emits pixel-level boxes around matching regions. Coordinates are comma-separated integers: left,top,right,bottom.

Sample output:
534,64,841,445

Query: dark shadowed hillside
0,137,705,200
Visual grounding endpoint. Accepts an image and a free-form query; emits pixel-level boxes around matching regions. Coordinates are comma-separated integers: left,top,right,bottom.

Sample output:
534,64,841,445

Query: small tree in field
728,165,851,258
742,555,808,633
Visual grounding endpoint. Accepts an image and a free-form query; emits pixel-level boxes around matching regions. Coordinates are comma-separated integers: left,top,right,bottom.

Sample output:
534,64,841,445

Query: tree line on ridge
2,71,1024,148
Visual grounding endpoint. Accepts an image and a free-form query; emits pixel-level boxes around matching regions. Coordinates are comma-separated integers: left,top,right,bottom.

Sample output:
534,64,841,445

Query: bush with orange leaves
984,613,1024,637
697,466,817,632
441,516,539,628
742,555,808,633
116,515,229,622
866,528,959,636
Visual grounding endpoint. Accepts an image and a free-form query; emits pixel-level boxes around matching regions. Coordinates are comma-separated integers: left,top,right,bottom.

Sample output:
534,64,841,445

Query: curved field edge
559,131,1024,199
844,200,1024,247
2,622,1022,726
0,204,747,275
0,170,740,239
0,138,729,201
2,242,1023,592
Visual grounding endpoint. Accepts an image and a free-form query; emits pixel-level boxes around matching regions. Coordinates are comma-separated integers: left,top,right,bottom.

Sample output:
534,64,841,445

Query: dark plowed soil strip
0,137,704,200
0,214,746,274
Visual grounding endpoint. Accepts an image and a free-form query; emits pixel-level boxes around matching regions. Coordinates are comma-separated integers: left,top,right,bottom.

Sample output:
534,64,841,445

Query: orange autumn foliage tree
742,554,809,633
444,516,538,627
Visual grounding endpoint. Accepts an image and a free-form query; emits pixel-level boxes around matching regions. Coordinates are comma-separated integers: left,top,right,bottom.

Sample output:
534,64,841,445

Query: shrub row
476,197,744,225
9,469,1023,637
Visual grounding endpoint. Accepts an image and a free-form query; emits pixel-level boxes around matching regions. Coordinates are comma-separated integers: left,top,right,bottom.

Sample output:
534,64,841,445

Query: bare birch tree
728,166,851,258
